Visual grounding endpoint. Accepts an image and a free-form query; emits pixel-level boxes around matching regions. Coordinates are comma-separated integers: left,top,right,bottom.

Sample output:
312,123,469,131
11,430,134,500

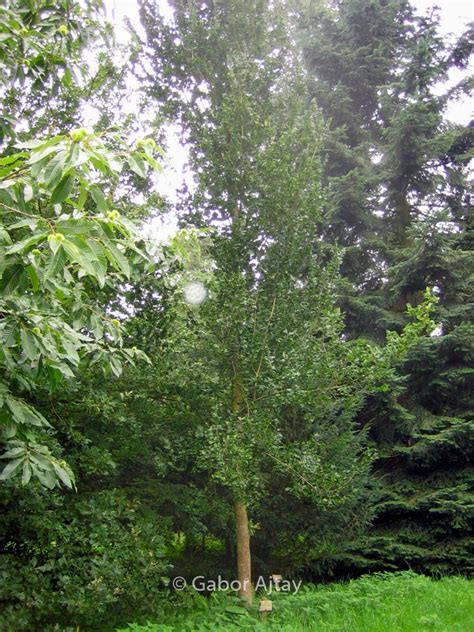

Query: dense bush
0,488,170,631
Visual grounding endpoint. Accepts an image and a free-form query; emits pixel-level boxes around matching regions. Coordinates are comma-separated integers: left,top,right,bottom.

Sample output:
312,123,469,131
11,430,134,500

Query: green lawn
117,571,474,631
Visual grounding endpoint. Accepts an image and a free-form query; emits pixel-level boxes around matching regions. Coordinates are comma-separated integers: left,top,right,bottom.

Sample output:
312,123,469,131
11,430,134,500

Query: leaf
58,363,75,379
110,355,123,377
104,240,131,278
5,233,45,255
0,265,26,295
62,238,98,278
128,153,147,178
0,152,27,167
225,606,249,615
142,152,163,173
28,144,60,165
9,218,39,230
20,329,38,361
0,458,24,480
108,155,123,173
89,155,109,174
45,245,67,279
21,462,32,485
55,219,91,236
0,179,16,189
18,135,63,150
89,313,103,340
26,265,40,291
34,466,56,489
76,182,87,210
2,421,17,439
62,237,90,268
53,462,74,489
47,366,63,389
61,337,81,365
0,227,12,243
5,396,51,427
0,446,26,460
62,68,73,88
43,151,67,187
91,261,106,287
1,319,17,348
50,173,74,204
90,186,107,213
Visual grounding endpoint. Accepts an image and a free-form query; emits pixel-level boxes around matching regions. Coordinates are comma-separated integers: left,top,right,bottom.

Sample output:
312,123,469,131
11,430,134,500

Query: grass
116,571,474,631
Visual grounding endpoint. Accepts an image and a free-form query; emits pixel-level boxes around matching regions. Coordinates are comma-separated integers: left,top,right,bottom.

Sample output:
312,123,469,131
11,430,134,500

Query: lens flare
183,280,207,305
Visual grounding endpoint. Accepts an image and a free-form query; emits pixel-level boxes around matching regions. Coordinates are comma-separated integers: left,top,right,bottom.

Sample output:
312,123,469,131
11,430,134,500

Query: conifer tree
300,0,473,574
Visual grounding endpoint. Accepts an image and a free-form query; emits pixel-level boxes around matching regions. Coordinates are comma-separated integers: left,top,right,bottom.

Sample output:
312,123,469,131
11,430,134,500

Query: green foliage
116,572,474,631
0,0,109,144
0,3,164,488
1,1,472,629
300,0,473,577
0,127,162,487
135,3,443,596
0,488,171,631
140,0,378,517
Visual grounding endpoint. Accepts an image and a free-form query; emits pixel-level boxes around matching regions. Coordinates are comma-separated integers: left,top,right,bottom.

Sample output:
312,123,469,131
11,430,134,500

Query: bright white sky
107,0,473,33
103,0,473,239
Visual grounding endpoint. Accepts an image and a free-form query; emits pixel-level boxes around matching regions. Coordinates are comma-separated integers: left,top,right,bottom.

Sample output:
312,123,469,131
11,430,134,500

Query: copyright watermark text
171,575,302,594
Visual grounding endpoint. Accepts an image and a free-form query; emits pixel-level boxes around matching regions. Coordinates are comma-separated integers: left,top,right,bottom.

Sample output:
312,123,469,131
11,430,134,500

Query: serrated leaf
0,227,12,243
45,245,67,279
90,186,106,213
1,319,17,348
89,313,103,340
2,421,18,439
6,233,44,255
18,135,63,150
43,151,67,187
142,152,163,173
34,466,56,489
128,153,147,178
50,173,74,204
21,461,32,485
110,355,122,377
9,218,38,230
76,182,87,210
104,240,131,278
58,363,75,378
20,329,38,361
53,462,74,488
0,446,26,459
28,144,59,165
5,396,51,427
0,152,26,167
90,155,109,174
0,265,26,295
0,458,24,480
26,265,40,291
62,237,98,278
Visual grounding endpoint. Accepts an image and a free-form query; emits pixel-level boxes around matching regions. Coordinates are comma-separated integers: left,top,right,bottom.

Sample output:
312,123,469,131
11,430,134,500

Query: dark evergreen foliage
300,0,473,575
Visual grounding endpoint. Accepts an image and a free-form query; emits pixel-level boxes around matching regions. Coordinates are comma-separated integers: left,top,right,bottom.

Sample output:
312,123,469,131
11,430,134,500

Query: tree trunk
393,188,413,248
234,499,252,606
231,363,252,605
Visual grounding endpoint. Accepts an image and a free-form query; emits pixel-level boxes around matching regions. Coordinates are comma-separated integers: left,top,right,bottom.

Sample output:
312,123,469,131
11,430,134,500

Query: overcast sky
412,0,472,33
107,0,473,48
